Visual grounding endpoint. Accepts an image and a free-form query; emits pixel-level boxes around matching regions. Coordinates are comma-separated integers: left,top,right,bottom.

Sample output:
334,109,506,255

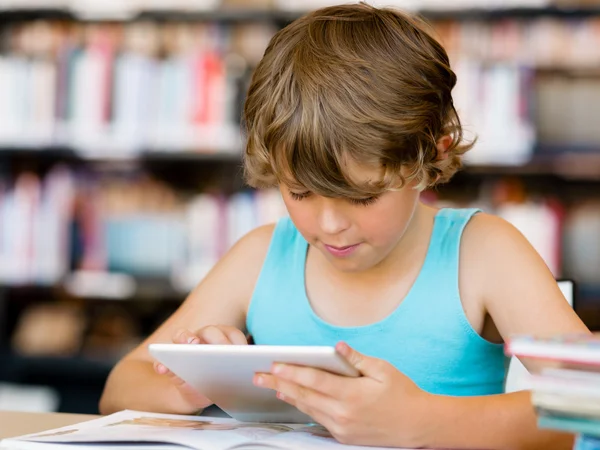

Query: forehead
282,159,385,191
342,158,385,184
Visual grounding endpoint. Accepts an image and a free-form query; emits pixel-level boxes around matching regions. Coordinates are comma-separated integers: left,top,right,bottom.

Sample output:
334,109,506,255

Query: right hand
153,326,249,411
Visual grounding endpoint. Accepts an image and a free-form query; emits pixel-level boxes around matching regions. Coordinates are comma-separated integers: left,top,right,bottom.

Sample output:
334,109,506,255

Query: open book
0,410,416,450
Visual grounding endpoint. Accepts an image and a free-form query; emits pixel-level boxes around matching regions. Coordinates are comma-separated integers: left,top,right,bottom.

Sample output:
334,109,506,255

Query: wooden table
0,411,97,440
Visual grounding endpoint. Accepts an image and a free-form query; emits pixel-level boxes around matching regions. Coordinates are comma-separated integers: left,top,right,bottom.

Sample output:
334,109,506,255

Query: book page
10,410,303,450
231,424,417,450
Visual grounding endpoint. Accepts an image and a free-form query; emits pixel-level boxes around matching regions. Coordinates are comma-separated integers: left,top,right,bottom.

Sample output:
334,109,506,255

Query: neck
370,202,437,277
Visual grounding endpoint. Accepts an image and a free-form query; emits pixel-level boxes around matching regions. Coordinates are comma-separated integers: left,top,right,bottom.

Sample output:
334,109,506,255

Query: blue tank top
246,208,506,396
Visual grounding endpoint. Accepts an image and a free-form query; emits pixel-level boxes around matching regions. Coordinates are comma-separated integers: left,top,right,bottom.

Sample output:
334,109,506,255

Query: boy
101,4,588,449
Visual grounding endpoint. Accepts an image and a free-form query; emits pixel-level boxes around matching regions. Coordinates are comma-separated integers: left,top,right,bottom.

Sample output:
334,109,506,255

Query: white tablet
148,344,360,423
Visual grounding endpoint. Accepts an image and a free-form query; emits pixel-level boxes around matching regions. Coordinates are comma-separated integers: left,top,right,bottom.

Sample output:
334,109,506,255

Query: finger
153,361,186,387
173,329,200,344
255,374,337,422
197,326,232,345
221,326,249,345
154,360,169,375
268,364,346,398
275,386,360,444
277,391,332,427
153,360,213,408
254,374,338,408
253,373,278,391
335,342,386,381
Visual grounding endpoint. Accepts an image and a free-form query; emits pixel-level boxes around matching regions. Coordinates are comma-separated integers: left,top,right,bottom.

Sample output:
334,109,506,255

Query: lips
323,243,361,257
327,244,357,251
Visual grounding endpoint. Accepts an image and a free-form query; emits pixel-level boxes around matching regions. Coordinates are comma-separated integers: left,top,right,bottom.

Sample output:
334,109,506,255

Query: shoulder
458,211,542,309
226,223,276,264
200,222,276,288
459,211,587,339
186,223,277,315
240,222,277,246
456,212,534,332
459,212,551,312
462,212,531,256
460,211,542,282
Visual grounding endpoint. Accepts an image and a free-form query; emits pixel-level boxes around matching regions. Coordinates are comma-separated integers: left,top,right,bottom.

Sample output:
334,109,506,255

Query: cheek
357,212,404,244
282,198,315,235
358,193,418,244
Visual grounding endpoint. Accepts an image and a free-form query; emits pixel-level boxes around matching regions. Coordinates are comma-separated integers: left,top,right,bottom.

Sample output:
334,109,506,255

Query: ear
436,135,452,161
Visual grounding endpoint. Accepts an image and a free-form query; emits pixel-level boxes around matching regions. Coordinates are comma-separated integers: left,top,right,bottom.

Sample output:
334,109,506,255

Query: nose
317,199,351,235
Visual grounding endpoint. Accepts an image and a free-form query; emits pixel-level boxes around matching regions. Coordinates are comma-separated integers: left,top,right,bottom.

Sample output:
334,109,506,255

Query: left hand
253,342,434,448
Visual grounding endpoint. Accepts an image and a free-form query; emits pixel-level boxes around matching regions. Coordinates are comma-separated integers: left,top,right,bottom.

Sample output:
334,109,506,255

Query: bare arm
99,224,275,415
423,391,572,450
427,214,589,450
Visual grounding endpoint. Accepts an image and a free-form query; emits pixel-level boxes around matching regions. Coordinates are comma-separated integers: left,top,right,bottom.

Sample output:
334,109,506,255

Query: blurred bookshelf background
1,0,600,415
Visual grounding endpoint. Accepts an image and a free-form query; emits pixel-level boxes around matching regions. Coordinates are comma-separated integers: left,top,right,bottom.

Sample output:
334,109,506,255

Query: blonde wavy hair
243,2,473,197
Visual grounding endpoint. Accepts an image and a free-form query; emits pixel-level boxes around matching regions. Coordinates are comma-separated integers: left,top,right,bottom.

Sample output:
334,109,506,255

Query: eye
349,196,379,206
289,191,311,201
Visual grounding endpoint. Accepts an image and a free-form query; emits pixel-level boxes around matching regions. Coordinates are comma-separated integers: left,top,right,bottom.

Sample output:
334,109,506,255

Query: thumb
335,341,385,379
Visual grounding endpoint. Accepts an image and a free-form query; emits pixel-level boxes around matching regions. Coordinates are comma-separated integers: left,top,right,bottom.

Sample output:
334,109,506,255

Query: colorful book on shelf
0,410,414,450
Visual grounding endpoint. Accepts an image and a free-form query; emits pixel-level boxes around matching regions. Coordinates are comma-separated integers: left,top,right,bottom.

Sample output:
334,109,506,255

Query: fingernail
156,364,166,374
272,364,284,375
187,336,199,344
336,342,349,354
276,392,285,400
254,375,264,386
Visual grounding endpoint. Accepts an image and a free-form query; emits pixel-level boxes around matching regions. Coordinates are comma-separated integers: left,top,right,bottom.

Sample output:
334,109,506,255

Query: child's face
280,163,420,273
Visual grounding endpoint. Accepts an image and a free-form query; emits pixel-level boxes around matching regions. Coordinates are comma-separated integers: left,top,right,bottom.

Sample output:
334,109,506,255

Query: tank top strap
422,207,481,286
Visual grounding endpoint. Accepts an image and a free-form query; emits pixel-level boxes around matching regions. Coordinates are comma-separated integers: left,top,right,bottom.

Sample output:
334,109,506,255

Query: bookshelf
420,5,600,20
1,0,600,414
2,5,600,22
5,146,600,179
0,147,243,163
0,346,114,413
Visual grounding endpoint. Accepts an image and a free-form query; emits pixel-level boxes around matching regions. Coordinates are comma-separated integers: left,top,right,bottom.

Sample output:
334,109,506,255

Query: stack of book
507,334,600,449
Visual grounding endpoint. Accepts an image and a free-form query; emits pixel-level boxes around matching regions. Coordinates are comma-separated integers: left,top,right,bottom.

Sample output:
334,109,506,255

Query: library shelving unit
1,2,600,414
3,3,600,20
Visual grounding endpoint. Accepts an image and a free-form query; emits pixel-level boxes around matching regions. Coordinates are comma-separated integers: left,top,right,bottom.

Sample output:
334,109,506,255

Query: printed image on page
18,410,303,450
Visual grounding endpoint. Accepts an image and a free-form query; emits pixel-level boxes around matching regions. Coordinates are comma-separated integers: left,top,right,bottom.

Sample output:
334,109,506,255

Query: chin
327,257,376,273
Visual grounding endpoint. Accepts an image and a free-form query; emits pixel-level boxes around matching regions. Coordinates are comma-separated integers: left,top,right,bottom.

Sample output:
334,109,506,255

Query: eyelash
289,192,310,201
349,196,379,206
288,191,379,207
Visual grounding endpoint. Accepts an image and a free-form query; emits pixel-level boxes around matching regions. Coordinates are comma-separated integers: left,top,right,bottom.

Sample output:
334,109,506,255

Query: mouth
323,243,361,257
326,244,357,251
